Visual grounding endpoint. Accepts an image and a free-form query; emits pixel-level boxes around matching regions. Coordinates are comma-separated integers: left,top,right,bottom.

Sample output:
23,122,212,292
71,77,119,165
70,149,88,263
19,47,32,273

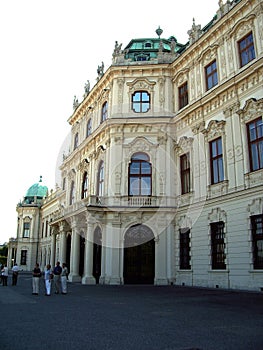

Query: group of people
32,261,68,296
1,263,20,286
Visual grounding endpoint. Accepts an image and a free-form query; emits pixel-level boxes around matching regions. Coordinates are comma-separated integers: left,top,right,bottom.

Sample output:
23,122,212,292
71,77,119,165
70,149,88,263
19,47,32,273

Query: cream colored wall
9,0,262,290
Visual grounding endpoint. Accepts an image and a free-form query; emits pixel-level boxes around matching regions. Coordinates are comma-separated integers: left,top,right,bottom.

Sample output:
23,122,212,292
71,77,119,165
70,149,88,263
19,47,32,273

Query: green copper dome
24,176,48,203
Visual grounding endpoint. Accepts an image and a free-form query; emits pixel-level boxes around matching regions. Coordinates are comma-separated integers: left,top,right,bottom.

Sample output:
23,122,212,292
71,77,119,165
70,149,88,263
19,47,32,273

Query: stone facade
8,0,263,291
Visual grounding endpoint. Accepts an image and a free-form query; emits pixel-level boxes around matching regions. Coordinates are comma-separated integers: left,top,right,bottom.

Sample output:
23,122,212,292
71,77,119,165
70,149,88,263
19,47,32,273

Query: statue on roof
83,80,90,98
97,62,104,81
73,95,79,110
113,41,122,56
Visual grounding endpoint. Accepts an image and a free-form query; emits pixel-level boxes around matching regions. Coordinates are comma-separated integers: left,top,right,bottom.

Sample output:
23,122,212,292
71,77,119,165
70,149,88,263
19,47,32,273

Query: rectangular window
180,228,191,269
211,222,226,270
251,215,263,269
238,32,255,67
23,222,30,238
205,60,218,90
247,117,263,172
210,137,224,184
20,250,27,265
180,153,190,194
178,82,188,109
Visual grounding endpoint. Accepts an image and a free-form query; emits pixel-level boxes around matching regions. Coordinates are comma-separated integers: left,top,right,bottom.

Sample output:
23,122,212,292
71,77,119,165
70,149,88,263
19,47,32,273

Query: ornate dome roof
25,176,48,200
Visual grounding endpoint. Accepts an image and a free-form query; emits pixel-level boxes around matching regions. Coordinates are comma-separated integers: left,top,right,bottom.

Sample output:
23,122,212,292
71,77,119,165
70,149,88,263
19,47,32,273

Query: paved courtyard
1,273,263,350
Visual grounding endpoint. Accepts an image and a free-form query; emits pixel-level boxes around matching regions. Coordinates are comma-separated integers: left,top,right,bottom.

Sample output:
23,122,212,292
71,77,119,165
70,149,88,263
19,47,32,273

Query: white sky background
0,0,219,244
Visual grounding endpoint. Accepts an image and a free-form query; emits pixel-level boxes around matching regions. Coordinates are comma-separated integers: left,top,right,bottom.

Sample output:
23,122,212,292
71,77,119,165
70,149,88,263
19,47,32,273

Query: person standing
32,263,42,295
53,261,62,294
44,264,53,296
61,263,68,295
12,263,20,286
1,265,9,286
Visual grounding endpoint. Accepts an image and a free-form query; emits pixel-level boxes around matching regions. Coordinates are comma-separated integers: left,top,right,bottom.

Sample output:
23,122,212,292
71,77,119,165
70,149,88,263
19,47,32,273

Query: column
50,228,56,268
68,222,81,282
82,222,96,284
59,222,67,264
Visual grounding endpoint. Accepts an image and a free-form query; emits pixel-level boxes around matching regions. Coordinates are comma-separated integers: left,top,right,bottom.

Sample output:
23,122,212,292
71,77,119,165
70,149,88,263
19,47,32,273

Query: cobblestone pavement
1,273,263,350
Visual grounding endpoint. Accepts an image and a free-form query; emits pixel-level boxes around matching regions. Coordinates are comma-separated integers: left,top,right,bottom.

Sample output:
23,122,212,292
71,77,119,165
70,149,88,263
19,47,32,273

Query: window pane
142,92,150,102
141,178,151,195
129,178,140,195
141,162,151,174
133,103,140,113
130,162,140,174
141,103,150,113
133,93,141,102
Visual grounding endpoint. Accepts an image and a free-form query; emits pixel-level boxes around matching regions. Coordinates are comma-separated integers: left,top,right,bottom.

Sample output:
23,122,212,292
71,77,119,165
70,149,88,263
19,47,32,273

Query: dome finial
156,26,163,39
39,175,42,183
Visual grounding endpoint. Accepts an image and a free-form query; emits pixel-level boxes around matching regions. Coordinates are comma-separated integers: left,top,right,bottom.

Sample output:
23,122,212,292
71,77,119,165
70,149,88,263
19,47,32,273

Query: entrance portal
93,227,102,284
124,224,155,284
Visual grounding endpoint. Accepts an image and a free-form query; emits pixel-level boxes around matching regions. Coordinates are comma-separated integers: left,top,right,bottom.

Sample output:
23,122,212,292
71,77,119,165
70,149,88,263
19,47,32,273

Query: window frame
251,214,263,269
86,118,92,137
69,181,75,205
179,228,191,270
128,152,152,196
209,137,224,184
247,117,263,172
81,172,88,199
101,101,108,123
74,132,79,150
238,32,255,68
205,60,218,91
132,91,150,113
20,250,27,265
210,221,226,270
178,82,188,110
23,222,30,238
180,153,190,195
97,161,104,197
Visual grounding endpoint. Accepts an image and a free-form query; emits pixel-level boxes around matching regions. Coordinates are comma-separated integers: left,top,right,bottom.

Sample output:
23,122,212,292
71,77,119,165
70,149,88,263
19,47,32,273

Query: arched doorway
124,224,155,284
93,227,102,284
79,235,85,277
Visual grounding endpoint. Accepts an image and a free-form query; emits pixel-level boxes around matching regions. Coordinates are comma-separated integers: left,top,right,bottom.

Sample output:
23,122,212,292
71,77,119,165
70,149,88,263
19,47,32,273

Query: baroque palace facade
8,0,263,291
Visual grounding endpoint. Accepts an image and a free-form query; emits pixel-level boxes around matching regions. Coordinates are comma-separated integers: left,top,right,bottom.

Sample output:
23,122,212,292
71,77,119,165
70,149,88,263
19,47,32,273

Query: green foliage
0,244,8,265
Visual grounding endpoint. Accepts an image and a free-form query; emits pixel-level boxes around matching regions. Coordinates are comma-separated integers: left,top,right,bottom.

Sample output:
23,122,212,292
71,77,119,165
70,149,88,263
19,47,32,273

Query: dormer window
144,41,153,49
132,91,150,113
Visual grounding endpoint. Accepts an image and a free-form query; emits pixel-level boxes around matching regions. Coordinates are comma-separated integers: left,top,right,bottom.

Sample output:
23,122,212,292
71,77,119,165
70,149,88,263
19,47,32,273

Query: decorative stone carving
175,136,194,156
237,98,263,124
127,78,156,93
208,207,226,223
202,120,226,142
187,18,203,45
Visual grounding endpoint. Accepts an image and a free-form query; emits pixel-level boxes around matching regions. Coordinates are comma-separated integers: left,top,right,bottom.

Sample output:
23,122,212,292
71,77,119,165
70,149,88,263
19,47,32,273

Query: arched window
74,132,79,150
97,161,104,197
132,91,150,113
69,181,75,205
128,152,152,196
81,172,88,199
86,119,92,137
101,101,108,123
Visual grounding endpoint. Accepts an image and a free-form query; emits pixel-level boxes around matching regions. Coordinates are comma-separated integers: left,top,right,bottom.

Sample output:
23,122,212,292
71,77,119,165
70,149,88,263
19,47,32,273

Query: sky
0,0,219,244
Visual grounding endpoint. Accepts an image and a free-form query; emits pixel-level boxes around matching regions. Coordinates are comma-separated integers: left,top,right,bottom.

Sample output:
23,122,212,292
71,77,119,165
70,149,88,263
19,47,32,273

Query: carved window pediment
237,98,263,124
127,78,156,93
198,44,219,65
175,136,194,155
202,120,226,141
229,14,256,41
